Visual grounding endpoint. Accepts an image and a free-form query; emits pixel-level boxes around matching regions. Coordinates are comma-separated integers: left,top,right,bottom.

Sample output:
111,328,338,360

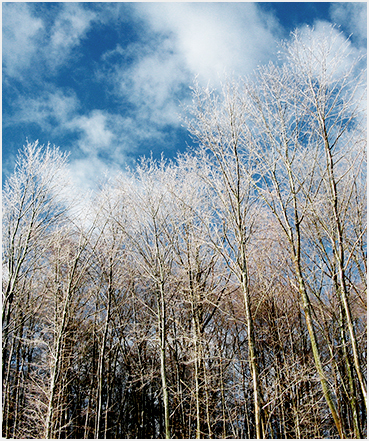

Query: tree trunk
95,266,112,439
294,262,345,439
241,271,263,439
157,281,170,439
323,127,367,410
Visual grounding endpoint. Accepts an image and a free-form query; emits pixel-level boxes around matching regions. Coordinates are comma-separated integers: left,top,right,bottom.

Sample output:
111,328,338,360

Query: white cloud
5,90,79,130
3,3,97,80
2,3,44,78
5,86,165,168
133,3,281,85
66,110,167,163
47,3,97,70
116,40,190,126
330,3,367,46
95,2,282,153
67,111,115,154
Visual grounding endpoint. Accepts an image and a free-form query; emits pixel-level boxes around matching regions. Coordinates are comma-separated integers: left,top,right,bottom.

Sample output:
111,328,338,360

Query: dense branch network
2,26,366,439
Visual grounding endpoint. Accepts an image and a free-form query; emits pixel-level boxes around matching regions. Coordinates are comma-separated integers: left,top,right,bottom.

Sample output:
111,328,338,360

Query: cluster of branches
2,27,367,439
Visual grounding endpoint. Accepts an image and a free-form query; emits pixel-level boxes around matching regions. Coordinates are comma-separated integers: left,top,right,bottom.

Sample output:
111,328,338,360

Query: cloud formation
134,3,281,83
46,3,97,71
3,3,97,81
113,39,190,126
5,90,79,131
2,3,44,79
330,2,367,45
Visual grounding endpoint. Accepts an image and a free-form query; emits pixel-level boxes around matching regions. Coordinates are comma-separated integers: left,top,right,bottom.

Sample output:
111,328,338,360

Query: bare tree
285,27,367,410
166,157,229,438
112,159,176,439
42,216,101,439
2,141,72,437
240,25,366,437
186,82,265,438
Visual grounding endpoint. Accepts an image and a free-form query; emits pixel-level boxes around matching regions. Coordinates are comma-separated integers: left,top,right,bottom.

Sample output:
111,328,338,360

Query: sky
2,2,367,191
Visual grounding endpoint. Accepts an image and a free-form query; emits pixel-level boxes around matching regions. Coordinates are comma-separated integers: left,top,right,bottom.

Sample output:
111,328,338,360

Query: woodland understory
2,27,367,439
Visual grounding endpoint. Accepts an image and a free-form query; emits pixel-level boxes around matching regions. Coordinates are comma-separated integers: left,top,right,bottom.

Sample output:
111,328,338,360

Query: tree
166,156,229,438
285,27,367,410
242,25,366,438
42,224,96,439
186,81,265,438
2,141,72,437
112,159,176,439
89,185,132,439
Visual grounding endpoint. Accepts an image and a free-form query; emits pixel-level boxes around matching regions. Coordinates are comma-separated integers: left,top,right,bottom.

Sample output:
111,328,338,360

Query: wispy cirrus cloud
2,3,44,79
46,3,97,71
108,39,190,127
4,90,80,131
3,2,97,81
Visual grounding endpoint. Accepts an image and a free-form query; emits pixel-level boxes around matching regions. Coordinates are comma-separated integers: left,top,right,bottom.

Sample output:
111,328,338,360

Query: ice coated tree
166,155,227,438
184,24,366,439
2,141,72,437
285,27,367,410
241,25,366,438
112,159,175,439
186,81,265,438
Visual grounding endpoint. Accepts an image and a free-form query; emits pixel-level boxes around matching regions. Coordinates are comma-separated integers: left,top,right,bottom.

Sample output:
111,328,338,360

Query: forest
2,28,367,439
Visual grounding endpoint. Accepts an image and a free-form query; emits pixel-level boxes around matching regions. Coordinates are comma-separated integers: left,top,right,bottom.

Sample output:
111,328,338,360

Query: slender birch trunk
339,302,362,438
95,266,112,439
241,268,263,439
45,291,70,439
45,234,89,438
322,125,367,409
157,280,170,439
285,158,345,439
192,311,201,439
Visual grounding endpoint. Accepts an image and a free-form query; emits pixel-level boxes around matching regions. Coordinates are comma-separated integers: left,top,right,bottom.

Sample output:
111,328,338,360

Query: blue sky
2,2,367,190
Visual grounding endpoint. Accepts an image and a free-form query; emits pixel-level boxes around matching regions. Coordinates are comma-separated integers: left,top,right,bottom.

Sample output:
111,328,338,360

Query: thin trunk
3,337,15,438
45,311,67,439
104,376,110,440
95,268,112,439
323,128,367,410
194,331,201,439
12,326,25,439
235,131,263,439
219,361,227,439
203,357,213,438
283,150,345,439
158,281,170,439
339,303,362,438
45,255,79,438
190,276,202,440
294,386,301,439
241,269,263,439
294,262,345,438
84,322,97,439
84,381,93,439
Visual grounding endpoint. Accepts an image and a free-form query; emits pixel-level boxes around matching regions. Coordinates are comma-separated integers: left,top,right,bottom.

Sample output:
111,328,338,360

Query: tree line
2,26,367,439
